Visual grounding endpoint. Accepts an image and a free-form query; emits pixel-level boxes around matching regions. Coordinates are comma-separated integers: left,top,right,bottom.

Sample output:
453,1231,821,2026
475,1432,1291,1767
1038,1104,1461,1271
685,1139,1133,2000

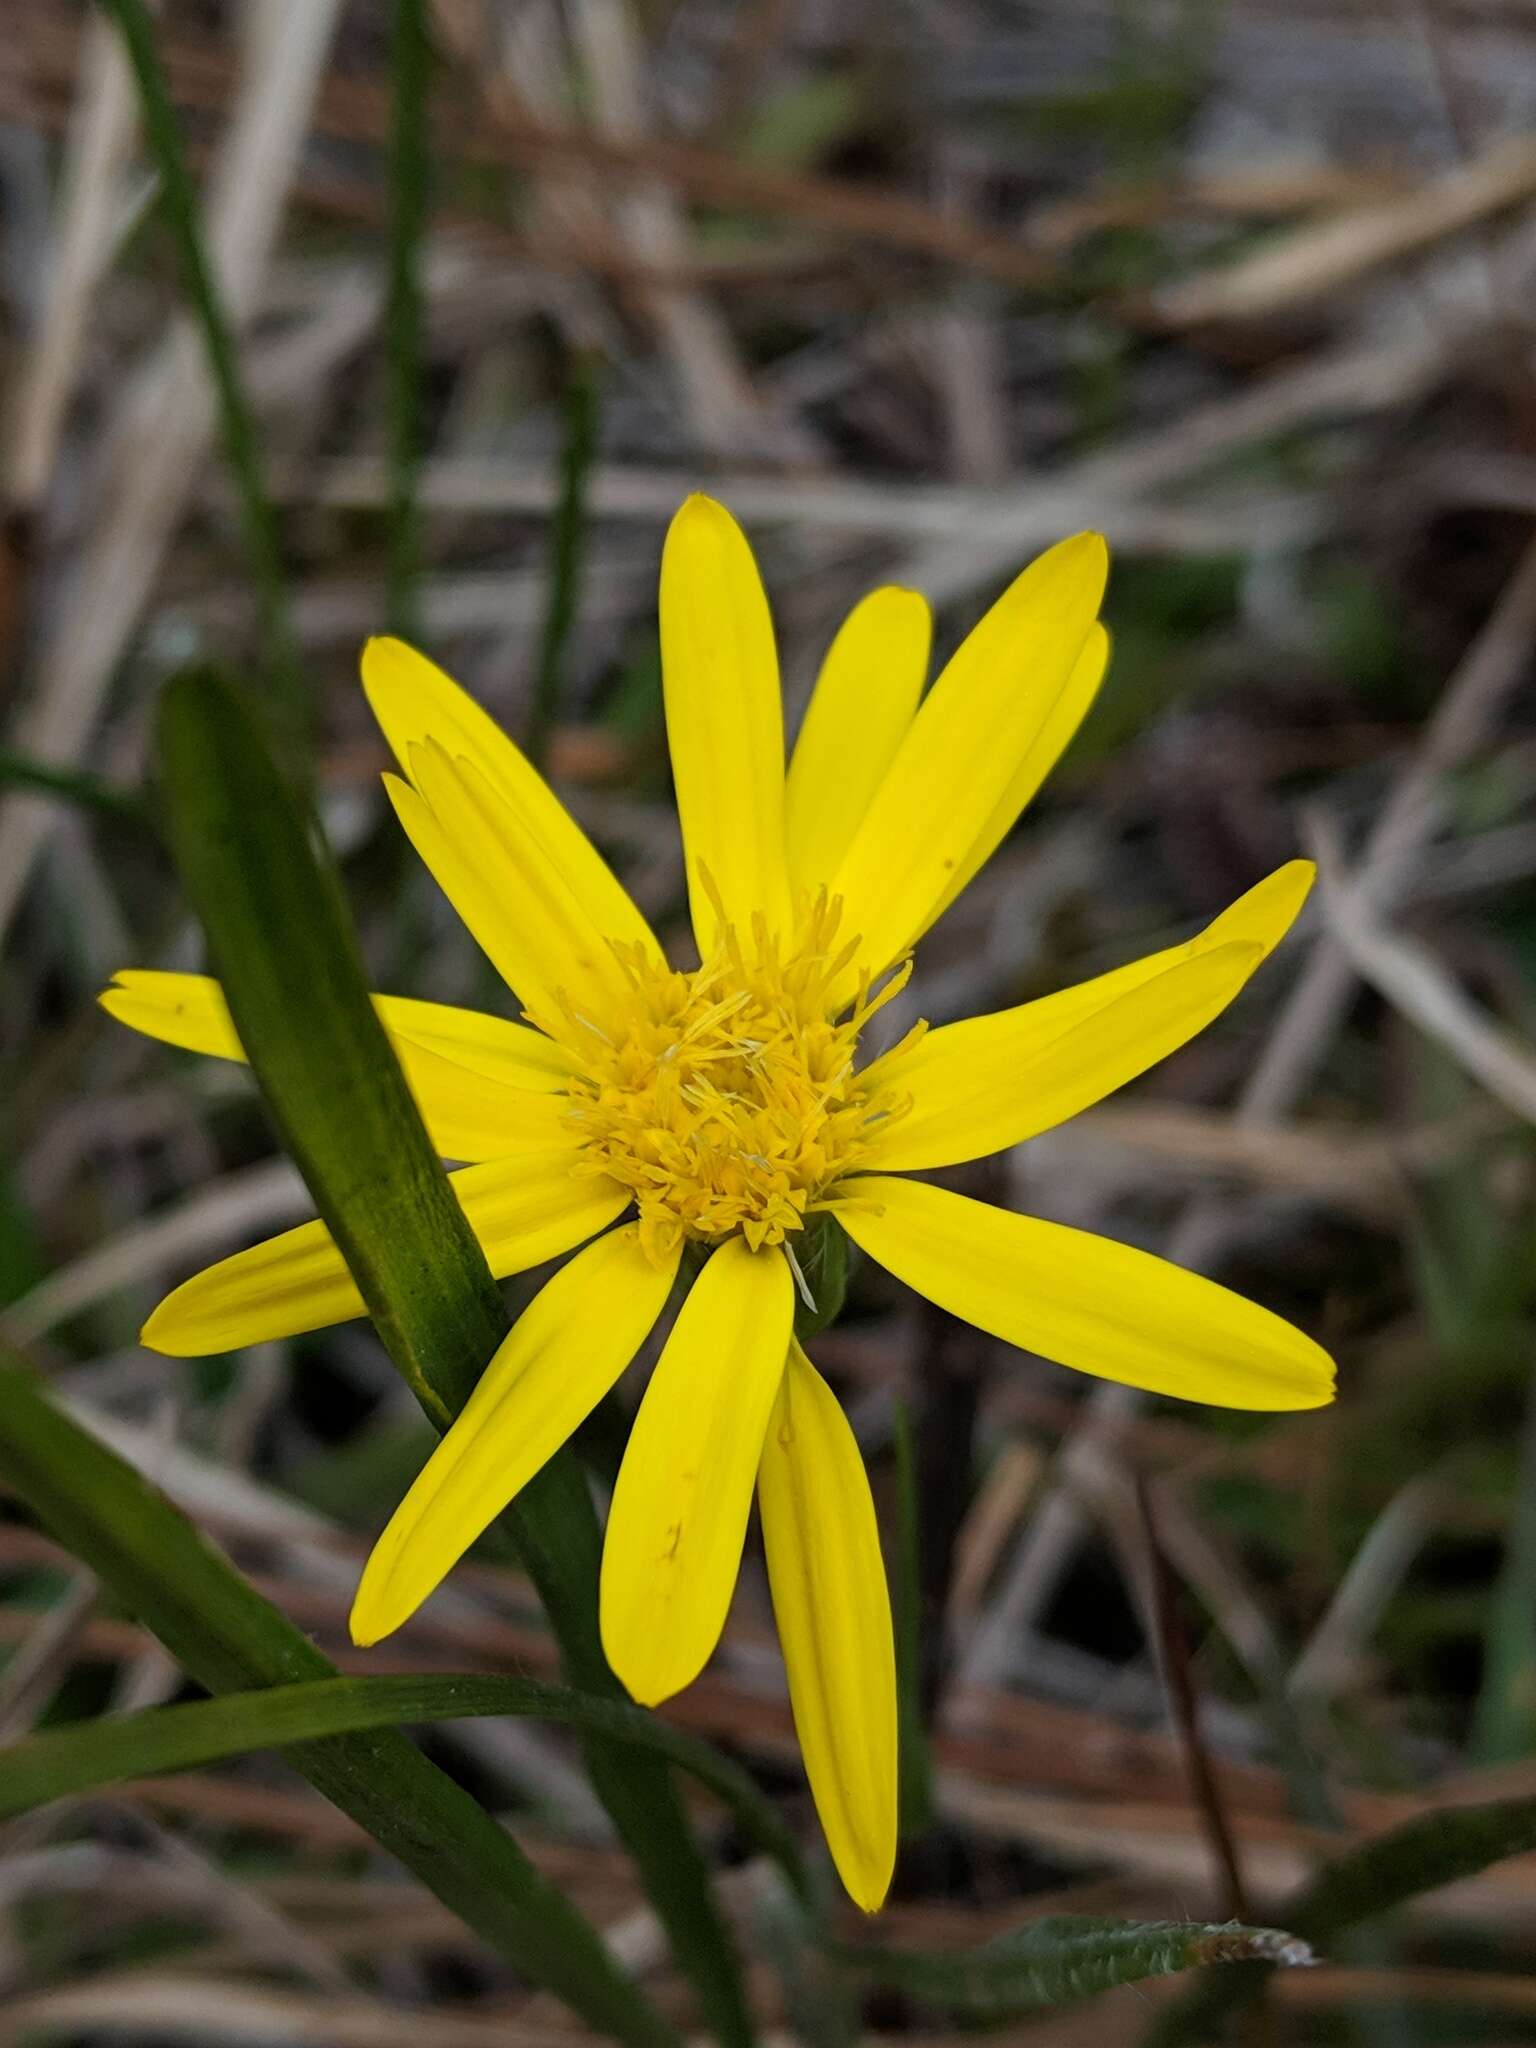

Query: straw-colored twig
1313,810,1536,1127
3,14,140,513
0,0,343,948
1146,134,1536,328
0,1158,307,1346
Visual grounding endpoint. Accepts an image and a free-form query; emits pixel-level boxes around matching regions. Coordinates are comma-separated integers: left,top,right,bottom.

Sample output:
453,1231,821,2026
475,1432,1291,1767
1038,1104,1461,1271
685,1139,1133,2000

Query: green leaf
527,349,602,769
385,0,431,637
791,1213,847,1341
0,746,158,840
1471,1381,1536,1763
156,667,503,1430
97,0,300,743
0,1157,45,1311
0,1670,805,1889
842,1916,1312,2019
0,1350,672,2048
1144,1793,1536,2045
154,667,756,2046
1290,1793,1536,1939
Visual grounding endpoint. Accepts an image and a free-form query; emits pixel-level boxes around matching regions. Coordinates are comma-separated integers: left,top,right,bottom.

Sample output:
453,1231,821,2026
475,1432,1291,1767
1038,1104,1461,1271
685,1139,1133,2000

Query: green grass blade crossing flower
0,1350,674,2048
97,0,301,745
155,666,757,2048
0,1668,808,1894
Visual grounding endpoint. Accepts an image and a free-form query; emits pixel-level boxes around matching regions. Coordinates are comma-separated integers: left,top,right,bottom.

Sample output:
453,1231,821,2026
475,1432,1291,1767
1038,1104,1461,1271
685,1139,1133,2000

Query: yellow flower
102,495,1334,1913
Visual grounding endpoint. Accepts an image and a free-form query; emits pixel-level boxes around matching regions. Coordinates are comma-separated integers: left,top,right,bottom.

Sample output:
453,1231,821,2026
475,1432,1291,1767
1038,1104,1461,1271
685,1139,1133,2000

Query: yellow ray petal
362,634,657,964
366,993,577,1089
866,940,1264,1172
386,774,539,1016
601,1238,793,1705
388,743,639,1036
100,971,245,1059
351,1225,677,1646
100,970,573,1162
142,1152,626,1357
659,495,791,954
919,622,1110,937
844,1177,1334,1411
758,1339,897,1913
829,533,1107,978
785,587,930,900
866,859,1314,1171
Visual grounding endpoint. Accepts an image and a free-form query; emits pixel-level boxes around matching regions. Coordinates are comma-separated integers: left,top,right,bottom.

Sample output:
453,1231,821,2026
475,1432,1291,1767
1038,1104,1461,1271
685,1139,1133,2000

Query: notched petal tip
603,1641,679,1713
1055,527,1110,569
668,491,741,546
360,632,413,675
347,1572,400,1650
347,1603,383,1651
849,1866,895,1916
1241,1322,1336,1414
1292,1349,1338,1411
1008,529,1110,631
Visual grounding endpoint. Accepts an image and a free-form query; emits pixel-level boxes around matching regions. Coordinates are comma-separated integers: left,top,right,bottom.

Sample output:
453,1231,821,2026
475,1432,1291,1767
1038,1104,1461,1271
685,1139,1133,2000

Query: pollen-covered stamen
564,891,917,1263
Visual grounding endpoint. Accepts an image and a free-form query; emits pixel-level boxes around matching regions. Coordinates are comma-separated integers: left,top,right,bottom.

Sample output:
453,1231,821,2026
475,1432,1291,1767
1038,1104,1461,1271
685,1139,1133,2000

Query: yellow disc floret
562,891,920,1265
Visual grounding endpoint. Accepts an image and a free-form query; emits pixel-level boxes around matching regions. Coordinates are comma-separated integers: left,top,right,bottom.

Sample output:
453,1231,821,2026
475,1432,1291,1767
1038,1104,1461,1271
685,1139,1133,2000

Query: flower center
563,894,919,1265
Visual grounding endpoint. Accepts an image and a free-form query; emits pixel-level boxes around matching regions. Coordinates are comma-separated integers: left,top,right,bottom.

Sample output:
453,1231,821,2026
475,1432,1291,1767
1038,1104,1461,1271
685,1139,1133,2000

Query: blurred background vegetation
4,0,1536,2041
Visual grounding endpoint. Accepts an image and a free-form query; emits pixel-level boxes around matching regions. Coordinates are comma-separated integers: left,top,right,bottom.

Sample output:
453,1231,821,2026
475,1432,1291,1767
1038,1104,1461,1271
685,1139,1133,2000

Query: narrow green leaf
756,1872,857,2048
385,0,431,637
157,666,502,1430
841,1915,1312,2019
0,1351,673,2048
1289,1793,1536,1939
1144,1792,1536,2045
527,350,602,769
155,667,756,2047
791,1213,847,1342
0,1159,46,1311
0,1670,806,1889
96,0,301,743
0,746,158,839
1471,1374,1536,1762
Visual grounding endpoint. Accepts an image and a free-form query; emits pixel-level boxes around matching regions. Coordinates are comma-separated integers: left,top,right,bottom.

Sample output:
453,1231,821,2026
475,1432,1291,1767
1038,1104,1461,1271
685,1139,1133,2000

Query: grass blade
97,0,300,742
0,745,157,839
155,665,756,2048
527,350,601,769
0,1669,807,1890
0,1350,674,2048
1144,1791,1536,2045
842,1916,1312,2018
1471,1369,1536,1762
385,0,431,636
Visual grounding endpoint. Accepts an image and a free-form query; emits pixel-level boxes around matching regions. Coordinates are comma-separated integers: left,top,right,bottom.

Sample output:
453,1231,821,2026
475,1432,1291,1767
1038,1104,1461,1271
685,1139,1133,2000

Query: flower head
560,885,918,1264
102,495,1334,1912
